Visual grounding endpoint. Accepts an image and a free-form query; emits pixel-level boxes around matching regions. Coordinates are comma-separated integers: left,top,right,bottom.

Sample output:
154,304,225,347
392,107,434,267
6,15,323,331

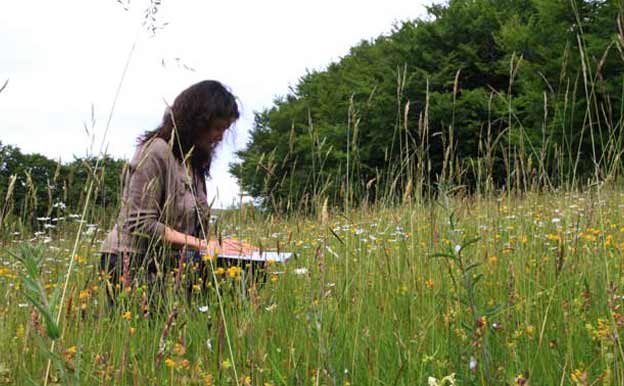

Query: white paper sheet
218,251,292,263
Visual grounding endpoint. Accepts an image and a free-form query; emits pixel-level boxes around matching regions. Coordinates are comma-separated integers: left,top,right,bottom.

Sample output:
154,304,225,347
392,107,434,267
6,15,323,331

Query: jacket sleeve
122,140,168,239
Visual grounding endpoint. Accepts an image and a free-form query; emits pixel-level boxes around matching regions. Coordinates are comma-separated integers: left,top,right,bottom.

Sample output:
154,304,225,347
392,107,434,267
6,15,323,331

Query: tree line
231,0,624,212
0,142,125,227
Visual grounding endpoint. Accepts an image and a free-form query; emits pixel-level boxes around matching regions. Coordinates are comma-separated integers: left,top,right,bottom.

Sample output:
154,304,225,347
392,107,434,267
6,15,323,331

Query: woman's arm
163,226,257,256
163,226,218,254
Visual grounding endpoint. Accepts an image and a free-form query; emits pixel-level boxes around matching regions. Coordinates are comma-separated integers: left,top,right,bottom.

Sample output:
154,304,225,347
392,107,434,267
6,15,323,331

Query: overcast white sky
1,0,431,208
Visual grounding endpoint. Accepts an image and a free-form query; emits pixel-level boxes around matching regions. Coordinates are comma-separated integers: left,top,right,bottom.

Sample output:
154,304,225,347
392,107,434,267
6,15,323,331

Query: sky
1,0,432,208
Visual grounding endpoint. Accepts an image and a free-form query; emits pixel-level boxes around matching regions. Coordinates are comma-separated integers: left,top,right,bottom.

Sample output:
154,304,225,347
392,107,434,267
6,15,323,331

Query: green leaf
484,303,506,317
449,210,457,229
471,273,484,290
23,292,60,340
465,262,481,272
429,252,457,261
460,236,481,252
328,226,345,245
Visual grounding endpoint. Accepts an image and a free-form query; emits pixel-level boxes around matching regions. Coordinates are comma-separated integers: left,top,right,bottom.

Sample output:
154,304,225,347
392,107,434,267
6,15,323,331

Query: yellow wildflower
79,289,91,301
63,346,78,362
605,235,613,247
0,268,15,278
15,325,25,340
227,266,242,279
203,374,214,386
174,343,186,356
526,325,535,339
165,358,176,368
571,369,587,384
546,234,561,242
597,318,610,339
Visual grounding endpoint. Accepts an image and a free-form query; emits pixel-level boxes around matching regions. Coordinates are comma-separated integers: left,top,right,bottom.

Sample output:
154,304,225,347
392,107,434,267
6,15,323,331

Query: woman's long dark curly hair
140,80,240,177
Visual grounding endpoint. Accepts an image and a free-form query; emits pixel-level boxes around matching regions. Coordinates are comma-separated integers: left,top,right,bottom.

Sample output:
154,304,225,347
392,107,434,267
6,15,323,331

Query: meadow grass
2,186,624,385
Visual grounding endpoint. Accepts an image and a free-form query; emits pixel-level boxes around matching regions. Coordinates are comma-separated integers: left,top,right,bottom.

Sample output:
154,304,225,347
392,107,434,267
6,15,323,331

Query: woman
100,80,254,299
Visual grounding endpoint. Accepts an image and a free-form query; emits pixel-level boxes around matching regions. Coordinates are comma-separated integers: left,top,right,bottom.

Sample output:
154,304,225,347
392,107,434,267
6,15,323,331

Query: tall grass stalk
41,24,143,386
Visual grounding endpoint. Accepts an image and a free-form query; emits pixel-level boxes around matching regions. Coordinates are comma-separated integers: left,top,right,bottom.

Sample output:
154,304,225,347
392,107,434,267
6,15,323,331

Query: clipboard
217,251,292,263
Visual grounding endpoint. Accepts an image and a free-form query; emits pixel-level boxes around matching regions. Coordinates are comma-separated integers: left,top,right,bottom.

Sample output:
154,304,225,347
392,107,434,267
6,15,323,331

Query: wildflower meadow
3,0,624,385
2,188,624,385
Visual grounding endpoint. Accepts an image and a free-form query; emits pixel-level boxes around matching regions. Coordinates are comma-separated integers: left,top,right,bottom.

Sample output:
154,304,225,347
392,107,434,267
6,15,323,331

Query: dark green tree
0,141,126,227
233,0,624,210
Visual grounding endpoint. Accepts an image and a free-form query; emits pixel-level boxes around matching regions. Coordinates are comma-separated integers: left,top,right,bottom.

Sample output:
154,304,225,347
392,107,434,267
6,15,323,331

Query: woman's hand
199,239,221,256
220,238,257,256
199,238,258,256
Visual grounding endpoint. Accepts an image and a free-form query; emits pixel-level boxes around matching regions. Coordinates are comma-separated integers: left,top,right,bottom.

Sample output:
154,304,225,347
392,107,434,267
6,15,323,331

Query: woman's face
197,118,233,151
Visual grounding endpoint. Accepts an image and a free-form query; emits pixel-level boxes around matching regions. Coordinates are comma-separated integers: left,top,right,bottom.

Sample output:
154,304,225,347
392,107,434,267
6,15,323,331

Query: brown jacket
100,137,211,255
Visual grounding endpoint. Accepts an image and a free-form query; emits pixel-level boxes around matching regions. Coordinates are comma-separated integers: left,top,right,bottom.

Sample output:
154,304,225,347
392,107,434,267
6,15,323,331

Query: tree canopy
232,0,624,211
0,141,125,226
